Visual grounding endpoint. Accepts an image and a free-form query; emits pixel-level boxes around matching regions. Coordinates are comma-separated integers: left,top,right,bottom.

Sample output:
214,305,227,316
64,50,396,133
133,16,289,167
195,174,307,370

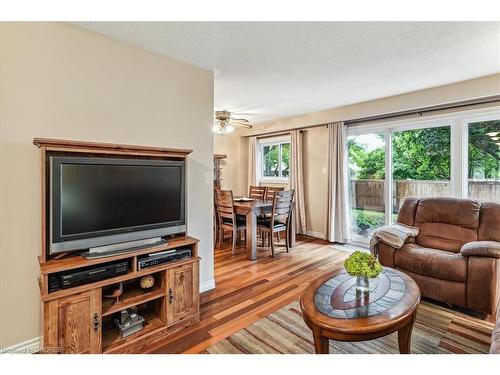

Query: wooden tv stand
34,138,200,354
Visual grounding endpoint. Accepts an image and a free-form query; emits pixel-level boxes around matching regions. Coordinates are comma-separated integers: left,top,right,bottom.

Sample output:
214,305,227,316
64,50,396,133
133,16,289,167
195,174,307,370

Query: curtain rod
250,123,328,139
244,95,500,138
345,95,500,125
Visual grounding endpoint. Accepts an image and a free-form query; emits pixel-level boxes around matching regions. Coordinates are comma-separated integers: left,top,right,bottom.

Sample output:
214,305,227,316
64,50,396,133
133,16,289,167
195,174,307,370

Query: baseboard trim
306,230,325,239
200,278,215,293
1,336,42,354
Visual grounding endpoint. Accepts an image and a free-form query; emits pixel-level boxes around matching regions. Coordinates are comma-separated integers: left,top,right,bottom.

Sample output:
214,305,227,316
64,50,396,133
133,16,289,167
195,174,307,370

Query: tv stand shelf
102,308,164,353
35,138,200,354
39,236,198,275
40,253,200,302
102,287,164,317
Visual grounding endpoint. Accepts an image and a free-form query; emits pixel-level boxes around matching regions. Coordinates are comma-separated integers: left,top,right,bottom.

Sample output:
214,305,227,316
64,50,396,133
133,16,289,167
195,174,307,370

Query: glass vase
356,275,370,293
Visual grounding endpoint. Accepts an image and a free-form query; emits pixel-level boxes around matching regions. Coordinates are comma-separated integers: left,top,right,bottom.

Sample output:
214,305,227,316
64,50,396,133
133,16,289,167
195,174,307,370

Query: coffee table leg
312,326,329,354
398,311,416,354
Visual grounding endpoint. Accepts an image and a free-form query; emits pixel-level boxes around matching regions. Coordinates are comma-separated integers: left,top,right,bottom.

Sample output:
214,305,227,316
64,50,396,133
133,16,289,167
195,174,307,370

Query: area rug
204,300,493,354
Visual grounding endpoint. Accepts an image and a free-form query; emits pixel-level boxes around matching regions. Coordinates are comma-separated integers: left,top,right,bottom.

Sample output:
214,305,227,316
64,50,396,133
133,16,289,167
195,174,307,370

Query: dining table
232,198,296,260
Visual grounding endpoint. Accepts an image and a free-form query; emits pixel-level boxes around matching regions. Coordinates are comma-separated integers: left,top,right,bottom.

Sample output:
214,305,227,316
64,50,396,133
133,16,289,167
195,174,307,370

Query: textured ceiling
72,22,500,124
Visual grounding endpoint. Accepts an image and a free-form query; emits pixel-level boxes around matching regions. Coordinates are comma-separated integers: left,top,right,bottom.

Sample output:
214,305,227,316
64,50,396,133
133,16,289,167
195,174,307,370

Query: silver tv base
83,237,166,259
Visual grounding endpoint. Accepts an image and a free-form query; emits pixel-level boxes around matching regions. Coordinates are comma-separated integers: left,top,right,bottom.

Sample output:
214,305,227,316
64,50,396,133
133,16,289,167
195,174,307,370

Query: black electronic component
48,261,129,293
137,248,191,270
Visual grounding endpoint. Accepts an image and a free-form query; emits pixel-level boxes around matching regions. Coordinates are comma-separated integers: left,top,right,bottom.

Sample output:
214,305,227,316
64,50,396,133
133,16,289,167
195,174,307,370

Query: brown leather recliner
378,197,500,316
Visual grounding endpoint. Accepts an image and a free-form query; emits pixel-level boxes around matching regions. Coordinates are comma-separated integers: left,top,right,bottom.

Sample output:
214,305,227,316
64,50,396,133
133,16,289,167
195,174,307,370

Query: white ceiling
73,22,500,124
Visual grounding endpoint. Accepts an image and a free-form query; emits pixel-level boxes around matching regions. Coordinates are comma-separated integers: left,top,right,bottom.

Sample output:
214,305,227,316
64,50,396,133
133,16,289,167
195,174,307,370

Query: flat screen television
49,156,186,255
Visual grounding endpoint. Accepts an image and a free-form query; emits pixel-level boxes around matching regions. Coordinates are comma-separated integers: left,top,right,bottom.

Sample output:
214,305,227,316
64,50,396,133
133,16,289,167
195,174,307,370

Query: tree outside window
348,124,499,182
468,120,500,180
468,119,500,201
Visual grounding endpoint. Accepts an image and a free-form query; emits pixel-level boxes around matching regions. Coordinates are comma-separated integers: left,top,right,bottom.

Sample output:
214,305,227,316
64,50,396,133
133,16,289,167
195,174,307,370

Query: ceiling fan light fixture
213,110,252,135
212,123,224,135
212,121,235,135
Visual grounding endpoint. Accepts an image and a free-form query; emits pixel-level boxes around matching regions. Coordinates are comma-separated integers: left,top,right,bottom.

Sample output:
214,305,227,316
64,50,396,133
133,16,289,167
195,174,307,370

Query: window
346,107,500,245
467,119,500,201
259,137,290,181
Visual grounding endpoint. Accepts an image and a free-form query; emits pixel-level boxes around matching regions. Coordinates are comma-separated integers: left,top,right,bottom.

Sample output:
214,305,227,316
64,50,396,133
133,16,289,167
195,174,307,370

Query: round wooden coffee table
300,267,420,354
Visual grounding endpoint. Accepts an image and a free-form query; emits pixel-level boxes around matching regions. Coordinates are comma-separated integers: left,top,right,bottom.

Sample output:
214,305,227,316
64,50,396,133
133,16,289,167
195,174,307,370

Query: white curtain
290,130,307,234
247,136,257,187
325,122,349,243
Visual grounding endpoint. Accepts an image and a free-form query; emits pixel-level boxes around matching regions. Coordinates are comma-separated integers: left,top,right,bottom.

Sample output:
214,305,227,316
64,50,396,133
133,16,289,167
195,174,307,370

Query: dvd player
137,248,192,270
48,260,129,293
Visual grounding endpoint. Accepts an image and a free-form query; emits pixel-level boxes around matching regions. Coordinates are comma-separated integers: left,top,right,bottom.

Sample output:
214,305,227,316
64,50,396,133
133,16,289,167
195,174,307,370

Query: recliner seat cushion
401,269,467,307
394,243,467,282
414,197,480,253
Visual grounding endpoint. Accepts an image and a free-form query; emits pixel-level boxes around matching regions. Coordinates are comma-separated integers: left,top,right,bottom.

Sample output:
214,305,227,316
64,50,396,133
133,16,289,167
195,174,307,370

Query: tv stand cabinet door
166,262,199,325
45,289,101,354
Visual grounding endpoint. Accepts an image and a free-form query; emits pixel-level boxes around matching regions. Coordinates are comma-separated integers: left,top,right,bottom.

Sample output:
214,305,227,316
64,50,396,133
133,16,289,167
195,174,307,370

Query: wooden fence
350,179,500,212
468,181,500,201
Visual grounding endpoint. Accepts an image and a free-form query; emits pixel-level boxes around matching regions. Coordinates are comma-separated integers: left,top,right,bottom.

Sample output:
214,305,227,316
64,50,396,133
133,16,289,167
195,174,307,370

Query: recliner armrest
461,241,500,258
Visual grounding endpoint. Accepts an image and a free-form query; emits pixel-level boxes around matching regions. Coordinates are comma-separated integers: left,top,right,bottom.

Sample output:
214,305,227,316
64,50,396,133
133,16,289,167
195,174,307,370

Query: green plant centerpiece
344,251,382,293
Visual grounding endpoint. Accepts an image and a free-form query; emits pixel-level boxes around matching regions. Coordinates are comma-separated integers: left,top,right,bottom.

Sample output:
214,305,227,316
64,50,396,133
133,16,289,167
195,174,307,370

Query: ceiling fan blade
230,122,253,129
230,118,249,123
231,121,252,129
231,112,285,117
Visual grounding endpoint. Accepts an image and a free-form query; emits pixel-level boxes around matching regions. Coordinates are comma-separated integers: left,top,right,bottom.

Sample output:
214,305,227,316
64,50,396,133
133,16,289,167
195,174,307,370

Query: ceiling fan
213,110,253,135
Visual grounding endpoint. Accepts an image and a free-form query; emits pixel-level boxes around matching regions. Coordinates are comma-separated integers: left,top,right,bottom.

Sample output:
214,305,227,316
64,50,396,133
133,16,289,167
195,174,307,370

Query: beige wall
0,22,214,348
214,74,500,237
214,129,249,196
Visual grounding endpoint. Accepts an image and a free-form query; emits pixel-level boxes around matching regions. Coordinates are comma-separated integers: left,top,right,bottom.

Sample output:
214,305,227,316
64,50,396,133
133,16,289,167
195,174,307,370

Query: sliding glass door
347,133,386,242
346,107,500,245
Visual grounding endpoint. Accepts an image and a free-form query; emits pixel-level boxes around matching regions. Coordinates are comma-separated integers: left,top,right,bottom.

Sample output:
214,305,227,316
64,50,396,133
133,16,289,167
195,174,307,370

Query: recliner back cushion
397,197,419,226
414,197,480,253
478,202,500,242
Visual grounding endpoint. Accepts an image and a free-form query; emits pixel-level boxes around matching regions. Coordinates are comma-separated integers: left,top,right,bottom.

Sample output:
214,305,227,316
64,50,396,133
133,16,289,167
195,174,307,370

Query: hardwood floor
147,235,349,353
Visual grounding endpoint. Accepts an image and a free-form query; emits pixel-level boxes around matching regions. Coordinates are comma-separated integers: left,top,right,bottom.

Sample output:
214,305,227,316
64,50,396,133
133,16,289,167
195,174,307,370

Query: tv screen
50,156,185,253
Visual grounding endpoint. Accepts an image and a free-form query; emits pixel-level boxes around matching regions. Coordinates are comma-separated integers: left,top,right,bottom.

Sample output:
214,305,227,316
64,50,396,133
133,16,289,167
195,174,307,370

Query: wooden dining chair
214,189,246,254
249,185,267,200
263,186,286,240
257,190,295,258
265,186,285,202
